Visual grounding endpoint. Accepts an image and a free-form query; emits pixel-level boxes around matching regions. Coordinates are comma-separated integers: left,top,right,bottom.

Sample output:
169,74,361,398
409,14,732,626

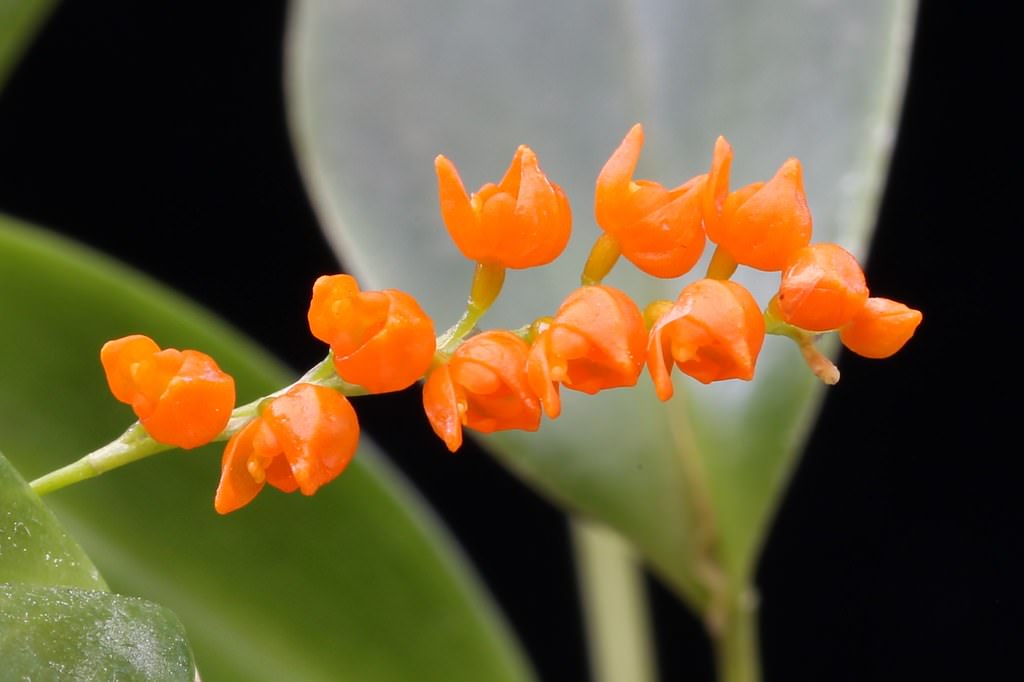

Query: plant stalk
572,518,657,682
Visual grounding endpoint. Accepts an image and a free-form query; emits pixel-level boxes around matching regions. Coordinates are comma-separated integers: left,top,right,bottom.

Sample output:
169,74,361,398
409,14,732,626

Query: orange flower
648,279,765,398
594,124,707,278
527,285,646,418
308,274,436,393
777,243,869,331
214,383,359,514
100,334,235,449
704,138,813,271
840,297,923,359
435,145,572,269
423,331,540,452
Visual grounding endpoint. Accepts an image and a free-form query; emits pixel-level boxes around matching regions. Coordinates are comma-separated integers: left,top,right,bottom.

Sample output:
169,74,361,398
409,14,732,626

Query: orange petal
527,331,562,419
840,297,922,359
722,158,813,271
331,288,436,393
214,419,266,515
140,349,235,449
435,155,480,260
422,364,464,452
100,334,161,405
264,384,360,496
778,243,869,331
595,124,644,230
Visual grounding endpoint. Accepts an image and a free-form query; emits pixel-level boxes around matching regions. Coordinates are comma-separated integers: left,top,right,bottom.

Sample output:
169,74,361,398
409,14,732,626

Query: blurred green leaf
286,0,915,605
0,215,533,682
0,451,105,589
0,583,194,681
0,0,57,92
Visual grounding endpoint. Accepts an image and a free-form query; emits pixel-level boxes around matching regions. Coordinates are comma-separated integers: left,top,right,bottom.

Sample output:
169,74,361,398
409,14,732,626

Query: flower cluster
94,124,920,512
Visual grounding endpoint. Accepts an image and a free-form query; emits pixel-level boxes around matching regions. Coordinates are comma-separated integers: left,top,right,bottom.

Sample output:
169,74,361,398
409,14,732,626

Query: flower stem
581,233,621,285
29,352,365,497
712,587,761,682
437,262,506,354
572,518,657,682
29,423,171,496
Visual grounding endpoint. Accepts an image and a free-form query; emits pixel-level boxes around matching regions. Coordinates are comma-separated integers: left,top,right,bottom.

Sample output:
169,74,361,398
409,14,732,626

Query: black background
0,2,1018,680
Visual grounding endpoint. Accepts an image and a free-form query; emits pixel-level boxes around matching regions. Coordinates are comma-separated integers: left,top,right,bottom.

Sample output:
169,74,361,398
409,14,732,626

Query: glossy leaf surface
0,216,533,682
0,583,195,681
287,0,915,603
0,451,105,589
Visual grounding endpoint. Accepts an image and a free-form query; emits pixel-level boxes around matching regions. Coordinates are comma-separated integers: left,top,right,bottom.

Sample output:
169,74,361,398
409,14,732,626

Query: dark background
0,2,1018,680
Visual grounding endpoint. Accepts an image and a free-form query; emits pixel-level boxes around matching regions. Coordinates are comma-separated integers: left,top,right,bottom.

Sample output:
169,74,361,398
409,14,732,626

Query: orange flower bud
307,274,436,393
840,297,923,359
648,279,765,398
422,330,540,452
777,243,869,331
214,383,359,514
435,145,572,269
527,285,646,419
100,335,235,449
704,141,813,272
594,124,707,278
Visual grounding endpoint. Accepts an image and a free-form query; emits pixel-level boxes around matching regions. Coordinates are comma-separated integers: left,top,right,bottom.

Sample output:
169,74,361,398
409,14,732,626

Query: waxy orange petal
308,274,436,393
528,285,646,418
840,297,923,359
778,243,869,331
101,335,235,449
595,124,707,278
710,157,813,271
436,146,571,269
648,279,765,398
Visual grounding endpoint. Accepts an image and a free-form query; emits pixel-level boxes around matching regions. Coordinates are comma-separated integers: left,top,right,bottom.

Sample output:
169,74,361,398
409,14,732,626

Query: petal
778,243,869,331
435,154,481,260
840,297,922,359
265,384,360,496
333,288,436,393
422,364,464,452
527,332,562,419
100,334,161,405
214,419,266,515
140,350,235,449
595,124,644,230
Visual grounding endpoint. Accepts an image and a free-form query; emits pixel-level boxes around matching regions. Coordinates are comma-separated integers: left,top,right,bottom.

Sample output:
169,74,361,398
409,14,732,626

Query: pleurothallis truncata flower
308,274,436,393
648,279,765,399
423,330,541,452
593,123,707,278
214,383,359,514
777,243,869,331
703,136,813,272
840,297,923,359
101,334,235,449
435,145,572,269
528,285,647,419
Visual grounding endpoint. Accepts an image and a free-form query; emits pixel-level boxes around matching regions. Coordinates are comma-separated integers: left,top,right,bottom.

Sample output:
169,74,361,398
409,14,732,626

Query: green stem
572,518,657,682
29,353,365,497
712,588,760,682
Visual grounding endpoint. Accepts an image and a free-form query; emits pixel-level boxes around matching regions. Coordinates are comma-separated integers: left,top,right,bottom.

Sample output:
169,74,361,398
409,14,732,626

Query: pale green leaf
286,0,915,605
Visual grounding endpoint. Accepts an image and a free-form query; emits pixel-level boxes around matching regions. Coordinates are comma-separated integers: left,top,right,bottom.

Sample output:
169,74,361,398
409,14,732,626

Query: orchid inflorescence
32,124,921,512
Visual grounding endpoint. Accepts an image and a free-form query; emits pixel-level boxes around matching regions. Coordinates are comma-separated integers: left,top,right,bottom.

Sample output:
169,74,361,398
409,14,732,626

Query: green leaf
0,583,195,681
0,451,105,589
0,215,534,682
0,0,57,92
286,0,916,606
